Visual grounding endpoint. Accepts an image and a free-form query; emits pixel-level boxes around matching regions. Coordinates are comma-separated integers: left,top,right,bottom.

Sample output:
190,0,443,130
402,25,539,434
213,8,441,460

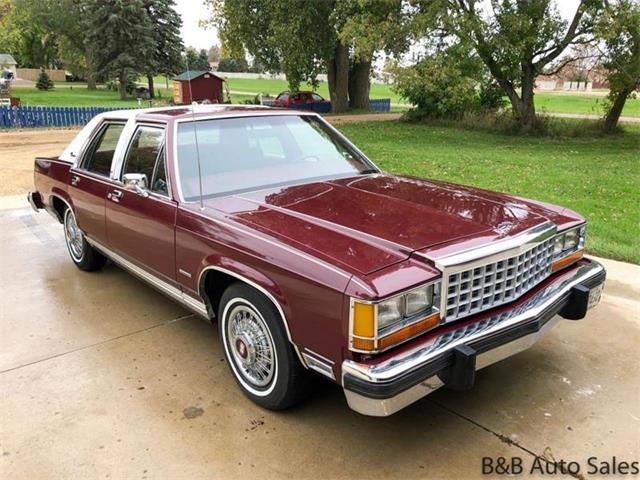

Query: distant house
535,62,609,91
173,70,225,105
0,54,17,76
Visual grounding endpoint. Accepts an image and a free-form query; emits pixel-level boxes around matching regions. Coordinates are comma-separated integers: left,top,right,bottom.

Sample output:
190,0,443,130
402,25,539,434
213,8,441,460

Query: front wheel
219,283,312,410
63,208,106,271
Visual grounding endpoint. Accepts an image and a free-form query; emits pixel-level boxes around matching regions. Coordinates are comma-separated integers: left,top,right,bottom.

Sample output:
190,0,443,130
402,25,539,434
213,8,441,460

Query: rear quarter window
82,123,125,176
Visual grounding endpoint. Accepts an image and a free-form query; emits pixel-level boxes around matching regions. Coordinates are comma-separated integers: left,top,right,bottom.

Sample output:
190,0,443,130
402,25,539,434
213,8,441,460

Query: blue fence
0,106,131,129
1,98,392,129
368,98,391,112
261,98,391,114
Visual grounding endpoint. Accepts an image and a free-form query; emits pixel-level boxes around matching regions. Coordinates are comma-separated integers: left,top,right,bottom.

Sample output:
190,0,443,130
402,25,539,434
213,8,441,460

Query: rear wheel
219,283,312,410
63,208,106,271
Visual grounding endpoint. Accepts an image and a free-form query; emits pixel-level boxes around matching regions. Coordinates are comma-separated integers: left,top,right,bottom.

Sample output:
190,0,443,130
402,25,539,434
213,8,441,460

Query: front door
70,122,125,245
106,124,177,285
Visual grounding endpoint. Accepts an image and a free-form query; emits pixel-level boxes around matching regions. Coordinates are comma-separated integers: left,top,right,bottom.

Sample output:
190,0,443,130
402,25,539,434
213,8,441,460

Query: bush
478,79,507,111
36,69,54,91
390,45,502,119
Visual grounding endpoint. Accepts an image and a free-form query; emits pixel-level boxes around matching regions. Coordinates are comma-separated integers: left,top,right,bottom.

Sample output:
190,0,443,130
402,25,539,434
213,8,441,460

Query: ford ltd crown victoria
28,105,606,416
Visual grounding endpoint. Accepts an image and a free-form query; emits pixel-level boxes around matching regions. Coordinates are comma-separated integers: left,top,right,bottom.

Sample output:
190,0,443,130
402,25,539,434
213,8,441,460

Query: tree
0,0,61,68
197,49,211,70
183,47,199,70
183,47,210,70
206,0,406,113
337,0,408,109
599,0,640,132
85,0,155,99
142,0,183,98
218,57,249,72
41,0,99,89
208,0,332,98
36,68,54,90
419,0,602,132
208,45,221,63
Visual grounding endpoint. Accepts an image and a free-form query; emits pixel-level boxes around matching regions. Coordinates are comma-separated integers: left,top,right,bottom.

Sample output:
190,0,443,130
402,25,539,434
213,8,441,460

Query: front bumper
342,259,606,416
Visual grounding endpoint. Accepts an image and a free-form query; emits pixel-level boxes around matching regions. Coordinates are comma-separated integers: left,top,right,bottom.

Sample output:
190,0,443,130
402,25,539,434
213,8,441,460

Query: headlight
377,297,403,329
551,224,586,272
564,229,578,249
405,284,433,316
350,281,441,353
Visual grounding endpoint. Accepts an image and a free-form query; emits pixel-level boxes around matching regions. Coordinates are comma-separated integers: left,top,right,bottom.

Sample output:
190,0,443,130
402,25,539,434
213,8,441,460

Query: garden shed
173,70,225,104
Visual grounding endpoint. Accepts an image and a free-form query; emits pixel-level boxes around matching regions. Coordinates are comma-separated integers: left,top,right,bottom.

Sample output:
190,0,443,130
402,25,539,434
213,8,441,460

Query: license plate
588,283,604,309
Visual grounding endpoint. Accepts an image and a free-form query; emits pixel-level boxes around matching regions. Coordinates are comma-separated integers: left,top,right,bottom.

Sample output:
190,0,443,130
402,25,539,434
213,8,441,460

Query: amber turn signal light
377,312,440,350
352,303,375,337
551,250,583,272
351,337,376,351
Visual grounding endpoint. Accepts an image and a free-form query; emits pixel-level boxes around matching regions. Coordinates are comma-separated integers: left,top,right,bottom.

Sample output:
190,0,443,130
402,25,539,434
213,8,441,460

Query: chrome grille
444,237,555,321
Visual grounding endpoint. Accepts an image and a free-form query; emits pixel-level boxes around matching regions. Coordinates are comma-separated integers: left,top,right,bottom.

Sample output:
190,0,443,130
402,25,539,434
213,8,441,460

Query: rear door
106,124,178,284
70,121,125,245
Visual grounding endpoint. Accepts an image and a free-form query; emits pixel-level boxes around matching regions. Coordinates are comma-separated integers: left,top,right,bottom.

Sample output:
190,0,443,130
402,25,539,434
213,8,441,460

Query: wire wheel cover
227,304,276,388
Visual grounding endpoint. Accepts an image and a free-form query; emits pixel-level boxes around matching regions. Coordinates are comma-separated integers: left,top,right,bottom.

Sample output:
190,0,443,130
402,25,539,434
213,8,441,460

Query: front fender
197,255,288,317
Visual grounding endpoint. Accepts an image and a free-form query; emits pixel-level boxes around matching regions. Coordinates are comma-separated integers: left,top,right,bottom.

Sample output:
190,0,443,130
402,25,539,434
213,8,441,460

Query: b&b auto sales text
482,456,639,476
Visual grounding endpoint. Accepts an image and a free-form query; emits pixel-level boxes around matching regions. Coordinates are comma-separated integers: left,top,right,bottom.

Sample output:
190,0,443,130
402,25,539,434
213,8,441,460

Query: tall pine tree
143,0,183,98
86,0,155,99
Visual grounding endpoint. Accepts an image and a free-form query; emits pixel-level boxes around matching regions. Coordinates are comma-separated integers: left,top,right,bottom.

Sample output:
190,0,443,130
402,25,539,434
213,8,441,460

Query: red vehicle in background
273,91,325,106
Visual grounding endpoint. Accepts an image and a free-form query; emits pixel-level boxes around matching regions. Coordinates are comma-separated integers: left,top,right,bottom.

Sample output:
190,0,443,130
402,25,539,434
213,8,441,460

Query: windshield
176,115,377,200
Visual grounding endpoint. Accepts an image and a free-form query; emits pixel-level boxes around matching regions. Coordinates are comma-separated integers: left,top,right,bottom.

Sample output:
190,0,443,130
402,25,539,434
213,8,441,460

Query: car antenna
184,57,205,210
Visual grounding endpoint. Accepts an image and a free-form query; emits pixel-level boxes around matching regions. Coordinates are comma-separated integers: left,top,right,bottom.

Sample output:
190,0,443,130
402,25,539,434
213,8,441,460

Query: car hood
206,174,583,275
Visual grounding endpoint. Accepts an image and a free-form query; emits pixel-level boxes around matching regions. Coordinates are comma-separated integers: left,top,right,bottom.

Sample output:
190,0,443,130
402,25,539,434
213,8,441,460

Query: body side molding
86,237,209,319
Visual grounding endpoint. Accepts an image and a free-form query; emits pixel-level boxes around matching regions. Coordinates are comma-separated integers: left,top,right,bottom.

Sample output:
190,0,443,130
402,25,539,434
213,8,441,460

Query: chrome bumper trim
27,192,41,212
342,259,605,416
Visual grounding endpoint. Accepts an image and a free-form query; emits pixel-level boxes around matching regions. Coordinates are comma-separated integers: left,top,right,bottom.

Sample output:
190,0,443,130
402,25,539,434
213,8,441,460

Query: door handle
109,190,123,203
71,175,80,186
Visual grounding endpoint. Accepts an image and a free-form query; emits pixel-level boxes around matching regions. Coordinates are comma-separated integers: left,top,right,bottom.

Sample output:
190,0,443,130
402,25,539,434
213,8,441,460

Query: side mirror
123,173,149,197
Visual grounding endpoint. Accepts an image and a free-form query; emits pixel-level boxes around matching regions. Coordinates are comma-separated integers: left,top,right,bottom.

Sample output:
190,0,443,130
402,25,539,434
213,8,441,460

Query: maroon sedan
272,90,325,106
28,105,605,416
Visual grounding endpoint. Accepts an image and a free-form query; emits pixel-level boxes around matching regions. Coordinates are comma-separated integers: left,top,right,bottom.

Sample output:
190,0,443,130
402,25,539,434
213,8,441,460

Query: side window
277,92,289,101
151,147,169,196
122,126,166,194
311,93,324,102
83,123,124,176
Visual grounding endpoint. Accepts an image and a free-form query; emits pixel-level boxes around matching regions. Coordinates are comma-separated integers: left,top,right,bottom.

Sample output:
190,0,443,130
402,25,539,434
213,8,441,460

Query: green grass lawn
338,120,640,264
535,93,640,117
11,83,174,108
12,78,640,118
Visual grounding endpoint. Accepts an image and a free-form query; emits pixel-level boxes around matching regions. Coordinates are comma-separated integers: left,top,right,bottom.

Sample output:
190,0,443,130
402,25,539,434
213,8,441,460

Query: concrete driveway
1,203,639,479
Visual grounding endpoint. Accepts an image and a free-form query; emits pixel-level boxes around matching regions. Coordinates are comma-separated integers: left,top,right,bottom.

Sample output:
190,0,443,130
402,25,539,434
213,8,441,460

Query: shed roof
0,54,17,65
173,70,225,82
